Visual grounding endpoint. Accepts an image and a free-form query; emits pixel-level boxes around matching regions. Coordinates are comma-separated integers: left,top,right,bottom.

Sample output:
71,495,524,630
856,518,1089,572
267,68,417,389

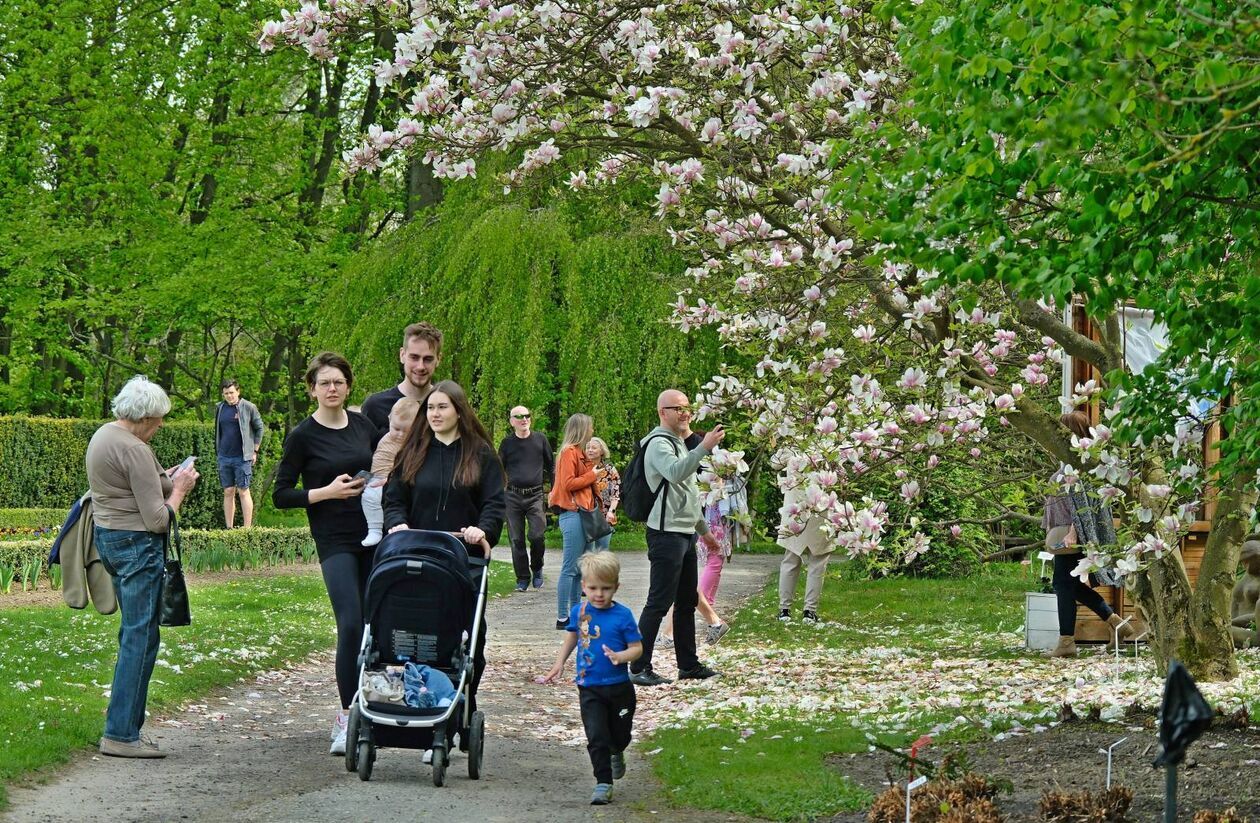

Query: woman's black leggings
1053,552,1113,635
320,549,375,708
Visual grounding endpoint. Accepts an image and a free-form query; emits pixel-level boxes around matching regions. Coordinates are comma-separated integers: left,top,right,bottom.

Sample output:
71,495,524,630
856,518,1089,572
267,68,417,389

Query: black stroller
345,529,488,786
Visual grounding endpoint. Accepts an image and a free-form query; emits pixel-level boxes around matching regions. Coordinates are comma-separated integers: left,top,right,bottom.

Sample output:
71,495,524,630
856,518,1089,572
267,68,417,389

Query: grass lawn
643,562,1042,821
646,560,1260,821
0,561,516,808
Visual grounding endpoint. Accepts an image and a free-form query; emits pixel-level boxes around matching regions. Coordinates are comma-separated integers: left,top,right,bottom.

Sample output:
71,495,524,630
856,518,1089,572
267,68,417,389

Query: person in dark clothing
498,405,554,591
272,352,381,756
1045,410,1135,658
361,322,443,433
383,379,506,714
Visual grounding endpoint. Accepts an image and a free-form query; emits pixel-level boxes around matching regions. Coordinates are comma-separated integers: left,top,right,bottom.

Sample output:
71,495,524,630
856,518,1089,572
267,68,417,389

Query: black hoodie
381,436,507,551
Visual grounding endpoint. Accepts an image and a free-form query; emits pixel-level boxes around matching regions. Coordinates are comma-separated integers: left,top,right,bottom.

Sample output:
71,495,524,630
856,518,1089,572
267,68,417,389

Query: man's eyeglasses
512,413,531,420
661,405,692,414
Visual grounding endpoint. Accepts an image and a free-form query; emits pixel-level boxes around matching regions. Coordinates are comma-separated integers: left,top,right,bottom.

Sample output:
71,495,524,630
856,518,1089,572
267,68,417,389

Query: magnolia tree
262,0,1235,677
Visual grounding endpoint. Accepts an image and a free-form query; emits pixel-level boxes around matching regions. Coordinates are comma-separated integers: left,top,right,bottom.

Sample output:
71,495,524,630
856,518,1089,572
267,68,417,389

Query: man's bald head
656,389,693,435
657,389,685,410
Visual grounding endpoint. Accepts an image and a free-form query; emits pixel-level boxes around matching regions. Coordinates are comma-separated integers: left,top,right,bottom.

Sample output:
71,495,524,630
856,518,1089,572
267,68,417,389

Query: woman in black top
384,379,506,711
273,351,380,756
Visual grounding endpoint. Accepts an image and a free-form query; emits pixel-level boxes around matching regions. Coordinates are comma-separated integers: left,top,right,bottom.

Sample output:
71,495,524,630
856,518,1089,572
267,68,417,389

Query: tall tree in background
0,0,406,422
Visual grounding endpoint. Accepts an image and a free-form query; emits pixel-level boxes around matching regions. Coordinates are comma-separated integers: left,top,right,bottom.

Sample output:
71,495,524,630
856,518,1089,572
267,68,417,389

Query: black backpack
620,433,679,528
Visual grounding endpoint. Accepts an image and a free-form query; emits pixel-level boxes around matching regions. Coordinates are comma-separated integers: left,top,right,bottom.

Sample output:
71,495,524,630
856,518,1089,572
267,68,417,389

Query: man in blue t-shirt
215,379,265,528
541,552,642,806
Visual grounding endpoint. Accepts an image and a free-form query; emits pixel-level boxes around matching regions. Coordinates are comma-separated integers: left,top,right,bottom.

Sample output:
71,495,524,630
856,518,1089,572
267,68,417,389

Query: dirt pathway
4,550,779,823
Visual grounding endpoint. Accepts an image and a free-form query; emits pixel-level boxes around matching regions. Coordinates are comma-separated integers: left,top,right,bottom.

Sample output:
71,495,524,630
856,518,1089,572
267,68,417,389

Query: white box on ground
1025,592,1058,651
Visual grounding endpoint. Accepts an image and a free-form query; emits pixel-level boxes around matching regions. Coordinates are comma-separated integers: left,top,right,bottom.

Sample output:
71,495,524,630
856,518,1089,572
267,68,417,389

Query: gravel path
4,549,779,823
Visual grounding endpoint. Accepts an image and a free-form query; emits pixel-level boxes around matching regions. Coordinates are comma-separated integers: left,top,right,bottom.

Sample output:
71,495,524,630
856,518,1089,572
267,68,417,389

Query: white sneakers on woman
329,711,348,755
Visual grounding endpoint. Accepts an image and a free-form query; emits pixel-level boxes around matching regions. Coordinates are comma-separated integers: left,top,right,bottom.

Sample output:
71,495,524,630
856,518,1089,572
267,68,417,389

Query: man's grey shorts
217,456,253,489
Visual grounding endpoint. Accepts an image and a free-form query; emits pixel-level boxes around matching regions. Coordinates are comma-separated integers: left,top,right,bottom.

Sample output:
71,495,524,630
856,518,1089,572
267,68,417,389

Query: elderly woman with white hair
86,375,199,758
584,436,620,551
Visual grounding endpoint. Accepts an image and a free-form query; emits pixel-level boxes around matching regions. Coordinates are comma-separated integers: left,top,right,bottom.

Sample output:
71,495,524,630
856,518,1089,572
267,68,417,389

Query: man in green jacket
629,389,725,687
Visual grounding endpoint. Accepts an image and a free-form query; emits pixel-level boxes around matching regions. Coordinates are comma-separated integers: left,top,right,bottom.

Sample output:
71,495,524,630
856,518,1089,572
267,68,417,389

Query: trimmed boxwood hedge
0,416,272,530
0,526,316,587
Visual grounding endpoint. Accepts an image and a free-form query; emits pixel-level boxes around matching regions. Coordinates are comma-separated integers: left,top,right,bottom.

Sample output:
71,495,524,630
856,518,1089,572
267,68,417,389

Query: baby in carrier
361,397,421,546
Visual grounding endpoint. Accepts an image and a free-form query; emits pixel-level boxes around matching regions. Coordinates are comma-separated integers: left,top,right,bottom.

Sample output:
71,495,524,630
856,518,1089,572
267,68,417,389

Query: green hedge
0,508,64,529
0,416,265,530
0,526,316,587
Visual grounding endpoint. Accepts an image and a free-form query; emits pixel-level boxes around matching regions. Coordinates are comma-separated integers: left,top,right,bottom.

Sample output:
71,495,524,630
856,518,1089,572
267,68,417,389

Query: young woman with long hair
383,380,506,709
548,413,598,630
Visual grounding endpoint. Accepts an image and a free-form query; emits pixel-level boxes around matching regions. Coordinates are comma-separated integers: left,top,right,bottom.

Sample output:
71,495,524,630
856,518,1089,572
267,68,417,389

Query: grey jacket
642,426,711,535
215,398,265,458
63,494,117,614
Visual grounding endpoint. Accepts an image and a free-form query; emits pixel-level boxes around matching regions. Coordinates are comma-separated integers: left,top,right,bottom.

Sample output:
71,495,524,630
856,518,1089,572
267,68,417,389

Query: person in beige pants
777,486,833,624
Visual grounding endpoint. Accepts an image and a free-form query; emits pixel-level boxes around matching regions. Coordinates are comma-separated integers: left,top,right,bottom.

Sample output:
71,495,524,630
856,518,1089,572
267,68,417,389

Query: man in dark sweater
361,322,443,434
498,405,554,591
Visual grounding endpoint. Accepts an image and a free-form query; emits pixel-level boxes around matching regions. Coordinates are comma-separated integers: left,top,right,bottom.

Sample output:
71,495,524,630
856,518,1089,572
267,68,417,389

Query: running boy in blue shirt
541,551,642,805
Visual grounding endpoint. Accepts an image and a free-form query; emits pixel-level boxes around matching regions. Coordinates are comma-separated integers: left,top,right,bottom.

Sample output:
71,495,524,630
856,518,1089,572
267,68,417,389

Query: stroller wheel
357,740,374,782
468,710,485,780
431,745,447,787
344,706,361,773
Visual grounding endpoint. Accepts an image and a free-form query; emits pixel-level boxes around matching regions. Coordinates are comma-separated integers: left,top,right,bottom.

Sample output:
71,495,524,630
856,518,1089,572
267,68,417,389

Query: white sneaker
422,748,433,764
329,712,348,755
361,530,382,547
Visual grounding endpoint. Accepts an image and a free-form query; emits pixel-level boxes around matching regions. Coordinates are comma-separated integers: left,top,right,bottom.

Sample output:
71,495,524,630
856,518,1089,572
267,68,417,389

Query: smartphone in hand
177,456,197,473
352,470,373,483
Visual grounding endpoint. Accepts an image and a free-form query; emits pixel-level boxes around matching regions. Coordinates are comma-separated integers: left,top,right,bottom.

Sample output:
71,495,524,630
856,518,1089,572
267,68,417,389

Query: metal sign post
1102,736,1127,789
905,775,927,823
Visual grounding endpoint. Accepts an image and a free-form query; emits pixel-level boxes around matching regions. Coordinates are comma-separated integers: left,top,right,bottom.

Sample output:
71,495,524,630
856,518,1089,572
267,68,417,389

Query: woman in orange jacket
549,413,597,629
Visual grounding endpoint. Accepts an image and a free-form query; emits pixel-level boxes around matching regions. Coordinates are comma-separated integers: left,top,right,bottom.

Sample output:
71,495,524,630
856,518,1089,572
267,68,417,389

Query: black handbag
573,492,613,542
159,506,191,627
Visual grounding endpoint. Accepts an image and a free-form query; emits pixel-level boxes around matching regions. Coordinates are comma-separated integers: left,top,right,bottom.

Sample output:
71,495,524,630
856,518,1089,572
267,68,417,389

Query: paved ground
4,549,779,823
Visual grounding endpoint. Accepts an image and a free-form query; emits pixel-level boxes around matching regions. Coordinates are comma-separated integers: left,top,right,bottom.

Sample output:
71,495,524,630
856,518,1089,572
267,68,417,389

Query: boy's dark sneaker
515,581,529,592
556,619,569,630
778,609,791,621
610,751,626,780
533,573,544,589
629,668,671,687
591,783,613,805
803,610,819,624
677,664,720,681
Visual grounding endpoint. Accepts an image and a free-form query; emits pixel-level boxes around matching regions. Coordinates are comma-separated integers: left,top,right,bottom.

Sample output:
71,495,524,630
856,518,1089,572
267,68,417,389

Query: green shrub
0,508,65,530
851,465,996,579
0,416,267,530
0,526,316,590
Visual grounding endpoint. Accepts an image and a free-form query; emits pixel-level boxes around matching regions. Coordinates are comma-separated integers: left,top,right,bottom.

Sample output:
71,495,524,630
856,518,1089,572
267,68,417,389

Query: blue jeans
94,526,165,743
557,511,594,620
593,527,614,552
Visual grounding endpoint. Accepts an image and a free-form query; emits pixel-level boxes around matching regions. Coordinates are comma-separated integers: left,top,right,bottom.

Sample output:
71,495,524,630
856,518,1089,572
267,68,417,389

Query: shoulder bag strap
164,505,182,563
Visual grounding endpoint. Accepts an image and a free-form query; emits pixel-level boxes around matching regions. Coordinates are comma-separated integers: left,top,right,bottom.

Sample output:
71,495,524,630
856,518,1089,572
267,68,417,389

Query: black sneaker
515,581,529,592
677,664,720,680
629,669,672,687
556,619,569,630
778,609,791,621
803,610,819,624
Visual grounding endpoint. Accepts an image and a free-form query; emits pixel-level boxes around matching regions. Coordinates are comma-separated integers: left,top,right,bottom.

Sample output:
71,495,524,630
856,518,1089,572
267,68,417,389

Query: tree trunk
258,333,289,417
1130,470,1253,681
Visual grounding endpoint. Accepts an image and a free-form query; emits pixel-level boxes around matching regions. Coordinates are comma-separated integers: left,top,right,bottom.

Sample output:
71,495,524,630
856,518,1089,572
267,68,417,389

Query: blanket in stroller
403,663,456,708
